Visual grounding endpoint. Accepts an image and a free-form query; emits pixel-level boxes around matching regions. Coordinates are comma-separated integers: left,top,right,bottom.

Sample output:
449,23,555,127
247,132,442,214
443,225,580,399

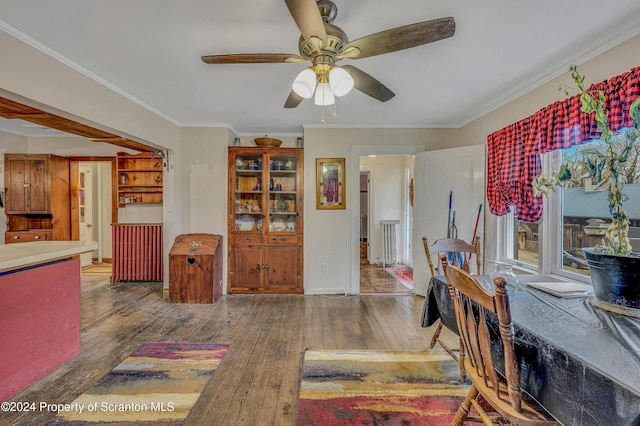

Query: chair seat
464,358,559,426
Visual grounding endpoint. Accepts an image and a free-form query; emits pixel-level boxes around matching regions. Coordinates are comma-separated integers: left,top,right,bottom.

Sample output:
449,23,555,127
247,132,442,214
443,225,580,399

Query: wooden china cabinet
227,147,303,294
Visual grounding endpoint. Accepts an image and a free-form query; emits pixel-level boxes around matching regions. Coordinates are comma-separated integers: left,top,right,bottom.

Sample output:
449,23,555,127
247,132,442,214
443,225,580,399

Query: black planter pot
582,248,640,310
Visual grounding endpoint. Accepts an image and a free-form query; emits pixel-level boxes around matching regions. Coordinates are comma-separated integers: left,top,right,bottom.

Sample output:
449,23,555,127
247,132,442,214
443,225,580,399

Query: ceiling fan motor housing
298,23,347,63
317,0,338,23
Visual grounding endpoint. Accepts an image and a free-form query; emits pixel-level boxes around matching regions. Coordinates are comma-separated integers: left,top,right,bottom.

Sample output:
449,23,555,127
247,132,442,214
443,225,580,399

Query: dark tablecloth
422,275,640,426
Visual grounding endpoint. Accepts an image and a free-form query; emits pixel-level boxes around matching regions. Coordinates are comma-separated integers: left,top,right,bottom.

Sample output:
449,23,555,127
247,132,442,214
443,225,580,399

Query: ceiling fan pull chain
321,104,326,124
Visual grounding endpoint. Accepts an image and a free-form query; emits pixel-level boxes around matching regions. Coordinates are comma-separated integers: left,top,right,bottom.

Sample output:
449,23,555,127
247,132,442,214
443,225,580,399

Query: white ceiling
1,0,640,136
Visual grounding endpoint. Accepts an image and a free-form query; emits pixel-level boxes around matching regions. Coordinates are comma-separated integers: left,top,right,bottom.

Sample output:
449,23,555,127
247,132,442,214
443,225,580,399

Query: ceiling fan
201,0,455,109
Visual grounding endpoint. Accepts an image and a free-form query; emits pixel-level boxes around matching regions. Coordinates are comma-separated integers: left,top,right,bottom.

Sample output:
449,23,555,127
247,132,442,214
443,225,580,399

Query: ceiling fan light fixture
314,81,335,106
329,66,354,97
292,68,317,99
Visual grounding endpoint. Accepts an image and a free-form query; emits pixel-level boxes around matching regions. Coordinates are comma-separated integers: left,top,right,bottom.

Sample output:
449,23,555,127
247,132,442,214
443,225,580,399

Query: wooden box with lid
169,233,222,303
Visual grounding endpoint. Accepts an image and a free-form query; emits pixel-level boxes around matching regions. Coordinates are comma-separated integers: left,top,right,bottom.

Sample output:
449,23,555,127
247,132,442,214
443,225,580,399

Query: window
498,134,640,280
501,206,540,270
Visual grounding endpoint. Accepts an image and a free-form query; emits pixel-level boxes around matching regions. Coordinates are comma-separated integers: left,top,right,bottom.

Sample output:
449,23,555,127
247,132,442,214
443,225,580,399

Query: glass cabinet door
266,153,298,233
233,153,264,233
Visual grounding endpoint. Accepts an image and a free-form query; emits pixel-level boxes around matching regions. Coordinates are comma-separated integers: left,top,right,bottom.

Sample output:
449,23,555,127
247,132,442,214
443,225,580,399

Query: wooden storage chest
169,233,222,303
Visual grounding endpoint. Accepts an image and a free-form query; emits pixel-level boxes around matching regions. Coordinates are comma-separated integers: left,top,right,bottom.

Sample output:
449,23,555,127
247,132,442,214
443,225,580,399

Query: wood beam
0,96,155,152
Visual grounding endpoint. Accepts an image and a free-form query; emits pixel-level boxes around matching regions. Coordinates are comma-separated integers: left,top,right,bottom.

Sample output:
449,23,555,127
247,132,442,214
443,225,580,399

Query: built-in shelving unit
116,152,163,207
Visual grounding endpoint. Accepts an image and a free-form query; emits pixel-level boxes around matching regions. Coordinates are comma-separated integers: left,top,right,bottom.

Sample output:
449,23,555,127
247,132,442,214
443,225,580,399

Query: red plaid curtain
487,66,640,222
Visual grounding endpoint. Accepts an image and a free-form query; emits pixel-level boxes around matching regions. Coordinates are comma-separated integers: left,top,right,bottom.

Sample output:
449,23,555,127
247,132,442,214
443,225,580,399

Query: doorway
71,158,116,268
78,164,94,267
357,153,416,294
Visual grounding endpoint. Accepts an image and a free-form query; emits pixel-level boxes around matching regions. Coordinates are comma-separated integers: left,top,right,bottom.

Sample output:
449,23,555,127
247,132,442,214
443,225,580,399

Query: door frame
359,168,373,264
350,145,423,294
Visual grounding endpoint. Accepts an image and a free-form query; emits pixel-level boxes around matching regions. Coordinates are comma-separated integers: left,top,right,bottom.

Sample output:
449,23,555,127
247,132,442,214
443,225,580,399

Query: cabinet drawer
5,230,52,243
267,235,298,244
233,234,263,245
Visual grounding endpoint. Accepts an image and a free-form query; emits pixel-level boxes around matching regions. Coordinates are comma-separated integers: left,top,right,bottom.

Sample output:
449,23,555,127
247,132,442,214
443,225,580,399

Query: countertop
0,240,99,272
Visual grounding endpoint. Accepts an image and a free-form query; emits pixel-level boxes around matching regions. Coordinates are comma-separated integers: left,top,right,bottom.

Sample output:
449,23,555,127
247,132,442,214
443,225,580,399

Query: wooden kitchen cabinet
4,154,71,243
227,147,303,294
6,155,52,214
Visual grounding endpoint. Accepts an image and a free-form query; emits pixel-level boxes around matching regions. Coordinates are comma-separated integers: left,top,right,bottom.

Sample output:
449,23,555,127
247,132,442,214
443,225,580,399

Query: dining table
421,274,640,426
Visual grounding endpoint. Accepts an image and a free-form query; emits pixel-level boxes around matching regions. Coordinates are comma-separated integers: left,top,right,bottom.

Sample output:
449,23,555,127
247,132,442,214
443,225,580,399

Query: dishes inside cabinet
272,218,286,232
239,215,255,231
286,216,296,231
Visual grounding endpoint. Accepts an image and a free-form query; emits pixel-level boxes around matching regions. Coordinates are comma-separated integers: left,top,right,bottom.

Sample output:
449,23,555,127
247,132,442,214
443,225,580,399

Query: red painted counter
0,258,81,402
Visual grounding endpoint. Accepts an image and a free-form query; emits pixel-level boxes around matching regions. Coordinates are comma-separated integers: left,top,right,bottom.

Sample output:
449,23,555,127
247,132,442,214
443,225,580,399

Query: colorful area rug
385,266,414,289
47,342,230,425
296,348,469,425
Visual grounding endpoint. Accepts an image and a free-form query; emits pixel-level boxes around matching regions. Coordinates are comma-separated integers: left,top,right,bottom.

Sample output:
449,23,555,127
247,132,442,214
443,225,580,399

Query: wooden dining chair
422,236,481,382
440,254,560,426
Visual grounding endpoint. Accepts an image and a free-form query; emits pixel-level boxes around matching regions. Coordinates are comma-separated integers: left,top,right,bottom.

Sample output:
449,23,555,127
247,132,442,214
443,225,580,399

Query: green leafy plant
533,66,640,255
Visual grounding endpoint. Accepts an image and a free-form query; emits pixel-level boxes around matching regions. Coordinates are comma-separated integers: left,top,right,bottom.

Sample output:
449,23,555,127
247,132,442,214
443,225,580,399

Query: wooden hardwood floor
359,263,413,294
4,274,450,426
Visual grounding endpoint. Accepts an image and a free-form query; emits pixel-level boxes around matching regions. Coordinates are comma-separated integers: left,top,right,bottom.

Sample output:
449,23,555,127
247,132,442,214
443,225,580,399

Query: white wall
117,205,163,224
0,130,28,153
24,136,137,156
179,127,230,236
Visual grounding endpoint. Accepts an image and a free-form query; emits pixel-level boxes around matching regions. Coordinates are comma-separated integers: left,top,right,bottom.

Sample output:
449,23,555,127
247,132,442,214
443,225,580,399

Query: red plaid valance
487,66,640,222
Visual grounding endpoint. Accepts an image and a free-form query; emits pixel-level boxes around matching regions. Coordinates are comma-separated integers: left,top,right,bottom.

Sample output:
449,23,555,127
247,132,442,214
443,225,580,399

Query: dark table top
422,274,640,426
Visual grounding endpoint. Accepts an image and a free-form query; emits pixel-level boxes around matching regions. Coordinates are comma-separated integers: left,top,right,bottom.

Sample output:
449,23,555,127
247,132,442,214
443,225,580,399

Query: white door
412,145,485,295
79,165,94,267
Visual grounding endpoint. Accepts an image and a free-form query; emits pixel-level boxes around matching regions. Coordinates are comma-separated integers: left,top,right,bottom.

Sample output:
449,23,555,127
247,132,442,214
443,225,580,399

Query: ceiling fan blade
342,65,395,102
284,0,327,44
343,17,455,59
284,90,305,108
201,53,302,64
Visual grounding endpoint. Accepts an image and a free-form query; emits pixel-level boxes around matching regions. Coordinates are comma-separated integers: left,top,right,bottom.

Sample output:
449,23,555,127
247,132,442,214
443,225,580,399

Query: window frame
496,150,590,283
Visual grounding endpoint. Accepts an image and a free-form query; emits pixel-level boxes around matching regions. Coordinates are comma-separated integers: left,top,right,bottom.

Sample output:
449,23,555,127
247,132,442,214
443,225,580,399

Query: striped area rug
47,342,230,425
385,266,414,289
296,348,469,425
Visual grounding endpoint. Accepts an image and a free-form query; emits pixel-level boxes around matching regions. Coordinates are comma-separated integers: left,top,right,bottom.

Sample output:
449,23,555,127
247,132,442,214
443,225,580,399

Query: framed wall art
316,158,346,210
